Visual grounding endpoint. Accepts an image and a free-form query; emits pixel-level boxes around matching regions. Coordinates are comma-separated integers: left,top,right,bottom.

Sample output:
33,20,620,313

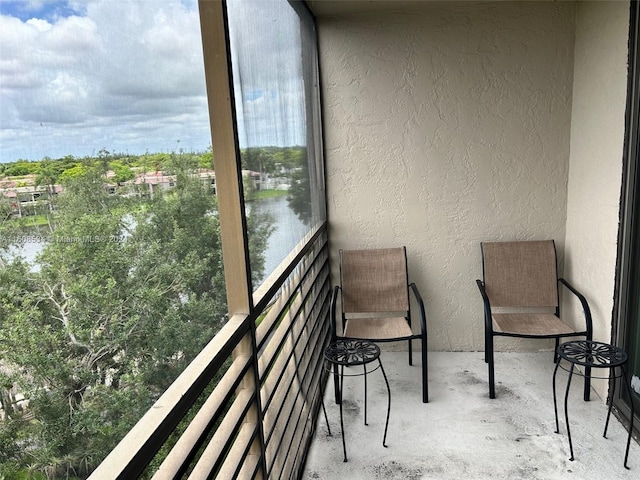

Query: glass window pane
226,0,326,289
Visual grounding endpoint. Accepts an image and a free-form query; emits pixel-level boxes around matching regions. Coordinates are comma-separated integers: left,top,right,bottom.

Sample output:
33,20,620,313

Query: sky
0,0,213,163
226,0,307,151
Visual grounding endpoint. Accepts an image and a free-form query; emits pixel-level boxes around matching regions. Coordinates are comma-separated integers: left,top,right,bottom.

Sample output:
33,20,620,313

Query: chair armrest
330,285,341,340
476,279,493,332
476,279,488,301
558,278,593,338
409,283,427,337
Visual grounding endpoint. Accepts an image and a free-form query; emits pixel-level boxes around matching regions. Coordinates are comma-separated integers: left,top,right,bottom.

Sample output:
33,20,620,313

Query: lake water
13,195,308,281
248,195,309,281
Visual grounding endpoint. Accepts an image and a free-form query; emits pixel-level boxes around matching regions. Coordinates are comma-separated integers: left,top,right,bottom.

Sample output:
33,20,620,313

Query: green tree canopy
0,156,273,478
109,161,136,184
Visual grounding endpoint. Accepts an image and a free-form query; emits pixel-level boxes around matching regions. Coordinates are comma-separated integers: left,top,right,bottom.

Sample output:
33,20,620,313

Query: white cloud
227,0,307,148
25,17,51,31
0,0,210,162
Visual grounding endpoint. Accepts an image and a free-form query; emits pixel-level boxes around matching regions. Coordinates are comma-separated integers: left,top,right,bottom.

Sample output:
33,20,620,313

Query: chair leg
621,366,635,469
408,339,413,366
603,367,616,439
583,365,591,402
320,385,331,436
563,363,577,461
422,336,428,403
487,335,496,399
363,363,368,425
333,361,341,405
583,333,592,401
553,359,561,434
484,318,489,364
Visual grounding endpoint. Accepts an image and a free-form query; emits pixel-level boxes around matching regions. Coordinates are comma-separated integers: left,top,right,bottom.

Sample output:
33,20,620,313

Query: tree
35,159,60,213
2,160,42,177
109,161,135,184
0,155,274,478
286,148,313,225
0,195,14,223
199,147,214,169
59,164,89,183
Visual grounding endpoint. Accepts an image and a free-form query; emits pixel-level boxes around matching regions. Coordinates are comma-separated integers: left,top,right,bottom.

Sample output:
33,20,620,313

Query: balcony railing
90,223,330,479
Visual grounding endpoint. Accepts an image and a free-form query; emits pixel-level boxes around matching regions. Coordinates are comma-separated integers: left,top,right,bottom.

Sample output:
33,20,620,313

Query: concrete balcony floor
303,351,640,480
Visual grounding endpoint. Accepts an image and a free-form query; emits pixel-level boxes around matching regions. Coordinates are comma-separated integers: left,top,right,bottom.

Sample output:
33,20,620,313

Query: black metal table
321,339,391,462
553,340,636,469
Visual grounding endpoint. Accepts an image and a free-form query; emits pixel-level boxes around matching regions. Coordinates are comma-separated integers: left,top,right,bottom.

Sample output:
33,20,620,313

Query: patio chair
476,240,593,399
330,247,428,403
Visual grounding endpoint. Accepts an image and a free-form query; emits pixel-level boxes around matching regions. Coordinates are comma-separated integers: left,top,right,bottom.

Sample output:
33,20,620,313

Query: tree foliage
0,154,273,478
240,146,303,175
109,162,135,184
286,149,313,226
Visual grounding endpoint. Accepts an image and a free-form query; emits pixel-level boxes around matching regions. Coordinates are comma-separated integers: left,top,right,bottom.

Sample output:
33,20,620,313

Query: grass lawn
254,189,288,200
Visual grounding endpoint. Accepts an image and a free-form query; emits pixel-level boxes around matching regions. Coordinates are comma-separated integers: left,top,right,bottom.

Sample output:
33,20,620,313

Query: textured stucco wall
563,2,630,399
319,2,576,351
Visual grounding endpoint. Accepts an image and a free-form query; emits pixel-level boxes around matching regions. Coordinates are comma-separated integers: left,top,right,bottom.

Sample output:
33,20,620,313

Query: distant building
0,182,62,217
0,168,261,213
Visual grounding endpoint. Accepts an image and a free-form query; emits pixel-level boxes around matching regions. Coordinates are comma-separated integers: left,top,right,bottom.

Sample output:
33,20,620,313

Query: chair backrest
340,247,409,314
481,240,558,308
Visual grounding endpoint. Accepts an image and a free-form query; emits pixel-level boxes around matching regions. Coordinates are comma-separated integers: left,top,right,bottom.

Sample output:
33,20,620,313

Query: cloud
0,0,210,162
1,0,311,162
227,0,307,148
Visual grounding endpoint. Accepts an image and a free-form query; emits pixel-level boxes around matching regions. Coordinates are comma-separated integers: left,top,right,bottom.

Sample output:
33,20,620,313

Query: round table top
557,340,627,368
324,339,380,367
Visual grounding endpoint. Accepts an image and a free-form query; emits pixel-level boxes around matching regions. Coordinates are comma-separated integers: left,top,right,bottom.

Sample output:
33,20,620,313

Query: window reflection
226,0,326,289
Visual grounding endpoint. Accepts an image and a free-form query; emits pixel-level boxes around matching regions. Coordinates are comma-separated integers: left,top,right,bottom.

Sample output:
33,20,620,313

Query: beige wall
319,1,578,351
563,1,630,399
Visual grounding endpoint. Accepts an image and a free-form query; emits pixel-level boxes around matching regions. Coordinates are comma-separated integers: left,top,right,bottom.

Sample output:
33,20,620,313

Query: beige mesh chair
330,247,428,403
476,240,593,399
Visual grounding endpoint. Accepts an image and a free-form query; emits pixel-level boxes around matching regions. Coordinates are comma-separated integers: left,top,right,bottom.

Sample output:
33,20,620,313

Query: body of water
247,194,309,280
13,195,308,281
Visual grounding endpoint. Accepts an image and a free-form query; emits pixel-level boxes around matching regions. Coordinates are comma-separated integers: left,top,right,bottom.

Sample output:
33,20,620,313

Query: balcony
305,350,640,479
89,233,640,478
87,0,640,478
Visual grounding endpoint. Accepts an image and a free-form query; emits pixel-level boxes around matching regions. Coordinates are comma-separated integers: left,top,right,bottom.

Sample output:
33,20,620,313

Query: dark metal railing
89,223,330,479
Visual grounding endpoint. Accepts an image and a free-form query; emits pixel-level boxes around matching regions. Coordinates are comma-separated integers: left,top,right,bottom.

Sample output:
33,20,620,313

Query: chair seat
344,316,413,340
492,313,576,336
